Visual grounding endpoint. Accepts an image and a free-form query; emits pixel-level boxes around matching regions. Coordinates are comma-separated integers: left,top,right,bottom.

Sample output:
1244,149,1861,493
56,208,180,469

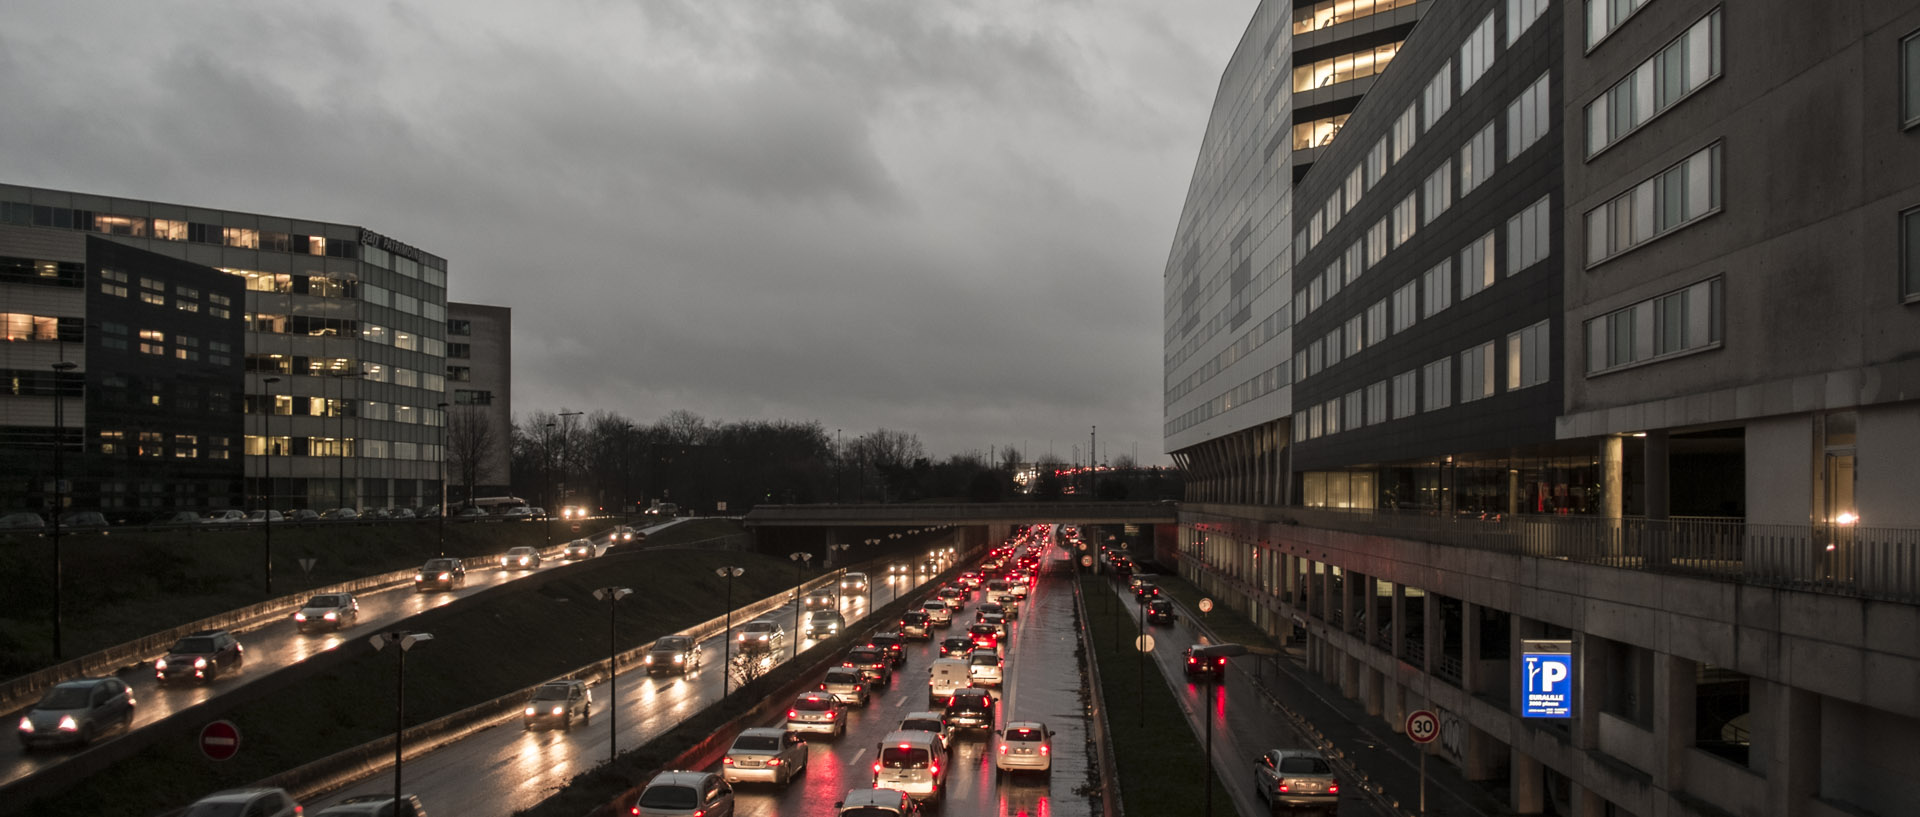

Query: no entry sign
200,719,241,761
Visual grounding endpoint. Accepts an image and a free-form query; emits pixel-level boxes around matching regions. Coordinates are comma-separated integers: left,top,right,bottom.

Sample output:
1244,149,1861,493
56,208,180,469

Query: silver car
1255,748,1340,814
292,592,360,632
786,692,847,737
16,677,135,749
820,667,870,707
633,770,733,817
721,727,809,785
993,721,1053,775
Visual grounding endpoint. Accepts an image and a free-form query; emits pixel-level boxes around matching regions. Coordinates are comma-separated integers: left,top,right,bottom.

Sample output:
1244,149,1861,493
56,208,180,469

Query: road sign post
199,719,241,761
1406,709,1439,813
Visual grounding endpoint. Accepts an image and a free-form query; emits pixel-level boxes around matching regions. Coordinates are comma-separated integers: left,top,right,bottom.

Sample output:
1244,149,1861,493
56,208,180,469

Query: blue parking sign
1522,642,1574,718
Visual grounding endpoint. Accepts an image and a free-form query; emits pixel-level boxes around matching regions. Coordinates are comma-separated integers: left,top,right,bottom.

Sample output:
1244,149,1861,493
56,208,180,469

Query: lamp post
715,566,744,698
544,421,556,549
49,360,76,659
829,542,850,569
327,370,362,511
556,410,583,521
371,630,434,809
262,376,281,595
1192,642,1247,816
788,552,811,658
593,586,633,762
435,402,449,556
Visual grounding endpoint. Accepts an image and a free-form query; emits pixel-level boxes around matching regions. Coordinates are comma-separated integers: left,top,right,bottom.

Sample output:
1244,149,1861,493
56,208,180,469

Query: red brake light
1041,744,1050,754
998,744,1007,754
723,756,734,765
1329,781,1340,794
873,761,882,773
1278,782,1291,793
787,709,798,718
930,761,939,775
826,710,836,719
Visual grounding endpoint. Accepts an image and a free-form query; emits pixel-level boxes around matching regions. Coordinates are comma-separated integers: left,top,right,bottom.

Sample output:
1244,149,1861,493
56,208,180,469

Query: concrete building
444,302,512,502
0,184,452,514
1163,2,1920,816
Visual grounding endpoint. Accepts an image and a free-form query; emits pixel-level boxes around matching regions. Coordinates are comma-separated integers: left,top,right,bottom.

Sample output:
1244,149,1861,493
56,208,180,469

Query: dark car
808,610,847,639
155,630,244,685
868,633,907,666
942,687,997,733
1183,645,1228,680
844,647,893,686
414,557,466,592
898,611,932,640
967,623,1000,652
1147,599,1178,625
16,677,135,748
644,635,702,675
939,637,975,658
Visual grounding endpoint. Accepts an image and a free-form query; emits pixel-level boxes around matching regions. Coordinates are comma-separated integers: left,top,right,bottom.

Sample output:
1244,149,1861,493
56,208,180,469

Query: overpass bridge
742,501,1179,527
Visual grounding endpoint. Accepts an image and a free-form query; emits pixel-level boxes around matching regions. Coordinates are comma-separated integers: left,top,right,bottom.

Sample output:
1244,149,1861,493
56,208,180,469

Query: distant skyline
0,0,1260,462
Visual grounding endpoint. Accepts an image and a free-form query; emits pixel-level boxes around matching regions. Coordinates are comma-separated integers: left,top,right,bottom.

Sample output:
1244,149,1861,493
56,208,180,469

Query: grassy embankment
0,517,633,678
13,523,791,817
1079,573,1232,816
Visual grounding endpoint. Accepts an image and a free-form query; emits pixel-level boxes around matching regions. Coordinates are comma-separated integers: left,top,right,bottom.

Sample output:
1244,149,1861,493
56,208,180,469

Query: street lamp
435,402,449,556
370,629,434,809
829,542,850,569
49,360,76,659
326,370,363,511
1191,642,1248,816
261,376,281,595
715,566,744,698
788,552,812,659
593,586,633,763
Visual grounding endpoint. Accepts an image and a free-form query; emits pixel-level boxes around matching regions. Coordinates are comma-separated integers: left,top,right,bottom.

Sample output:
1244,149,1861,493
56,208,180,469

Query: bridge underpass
741,501,1180,563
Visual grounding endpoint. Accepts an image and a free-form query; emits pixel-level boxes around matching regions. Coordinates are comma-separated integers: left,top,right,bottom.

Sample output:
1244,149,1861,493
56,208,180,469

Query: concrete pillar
1386,678,1407,731
1601,435,1625,520
1568,782,1606,817
1645,429,1670,519
1462,601,1483,695
1507,468,1521,515
1574,633,1604,750
1465,724,1503,781
1365,667,1385,716
1391,583,1408,662
1510,747,1545,814
1653,651,1697,790
1424,592,1442,676
1763,681,1820,817
1341,653,1358,699
1338,568,1355,635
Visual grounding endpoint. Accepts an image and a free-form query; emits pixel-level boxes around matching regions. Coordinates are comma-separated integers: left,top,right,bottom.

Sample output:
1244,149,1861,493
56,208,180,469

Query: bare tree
660,409,712,445
998,444,1024,472
446,405,498,508
849,428,925,470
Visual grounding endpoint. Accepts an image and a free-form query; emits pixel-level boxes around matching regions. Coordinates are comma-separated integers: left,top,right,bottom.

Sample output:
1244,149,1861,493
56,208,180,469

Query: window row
1585,0,1653,50
0,256,84,289
1165,307,1290,405
1293,0,1419,35
1586,142,1721,265
1585,277,1722,374
1586,9,1722,157
0,203,359,259
1,313,82,343
98,431,234,460
242,435,443,462
1903,29,1919,129
1293,321,1554,442
1165,364,1290,437
1294,42,1404,93
1507,0,1549,46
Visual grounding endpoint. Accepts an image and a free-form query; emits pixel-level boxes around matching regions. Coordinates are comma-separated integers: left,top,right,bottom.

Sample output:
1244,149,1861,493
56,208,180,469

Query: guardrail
1071,573,1123,817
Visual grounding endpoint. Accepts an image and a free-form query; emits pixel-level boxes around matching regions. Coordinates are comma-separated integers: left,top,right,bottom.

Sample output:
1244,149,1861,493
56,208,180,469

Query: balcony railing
1264,508,1920,605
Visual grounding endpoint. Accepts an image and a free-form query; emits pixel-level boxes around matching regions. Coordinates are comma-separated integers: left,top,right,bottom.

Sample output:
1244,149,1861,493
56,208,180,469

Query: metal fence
1276,508,1920,604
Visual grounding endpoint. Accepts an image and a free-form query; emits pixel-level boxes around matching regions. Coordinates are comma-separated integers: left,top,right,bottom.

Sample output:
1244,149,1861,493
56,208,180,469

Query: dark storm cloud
0,0,1256,462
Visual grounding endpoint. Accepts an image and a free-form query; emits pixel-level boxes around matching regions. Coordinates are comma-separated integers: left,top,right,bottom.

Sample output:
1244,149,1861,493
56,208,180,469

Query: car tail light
1329,781,1340,794
1278,782,1290,793
826,710,836,719
787,709,798,718
873,761,882,773
630,806,640,815
1040,744,1049,754
767,758,781,766
723,756,734,765
998,744,1007,754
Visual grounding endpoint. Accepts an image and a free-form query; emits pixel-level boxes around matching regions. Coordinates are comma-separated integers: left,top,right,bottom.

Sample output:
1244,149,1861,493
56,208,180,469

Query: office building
445,302,512,501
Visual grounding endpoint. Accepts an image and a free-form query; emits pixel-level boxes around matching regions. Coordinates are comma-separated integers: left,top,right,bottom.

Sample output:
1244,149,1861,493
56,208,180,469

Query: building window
1586,142,1722,265
1461,122,1497,197
1344,241,1365,284
1367,137,1390,187
1393,194,1418,248
138,330,165,356
1292,0,1420,34
1585,277,1723,373
1294,412,1309,443
176,299,200,314
1309,403,1324,438
1367,218,1390,267
1325,328,1344,368
1294,41,1404,92
1423,61,1454,130
447,365,472,382
1423,160,1454,225
1325,191,1345,233
1459,231,1497,299
1346,166,1365,208
1461,12,1497,94
1392,370,1418,419
1393,280,1418,333
1366,381,1388,425
1507,72,1552,161
1508,195,1552,275
1586,0,1653,50
1422,357,1453,412
1508,0,1549,46
1295,113,1352,150
1586,10,1723,156
1345,389,1365,430
1460,342,1496,403
1906,30,1920,129
1346,315,1365,356
1393,104,1418,162
1904,207,1920,301
1508,319,1552,389
140,291,165,307
454,388,493,406
1422,260,1453,318
1324,263,1343,303
448,342,471,359
1,313,60,342
1367,299,1388,345
448,319,472,336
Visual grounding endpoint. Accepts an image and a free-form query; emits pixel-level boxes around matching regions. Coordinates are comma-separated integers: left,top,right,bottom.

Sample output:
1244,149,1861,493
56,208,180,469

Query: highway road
2,525,636,789
308,554,957,815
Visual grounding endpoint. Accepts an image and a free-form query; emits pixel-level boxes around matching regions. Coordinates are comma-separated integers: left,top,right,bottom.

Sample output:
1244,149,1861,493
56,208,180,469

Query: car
611,525,639,543
0,512,44,530
967,623,1001,653
246,509,286,524
57,511,111,530
920,600,953,627
453,506,489,518
414,558,466,591
498,505,532,519
898,710,955,748
976,601,1006,620
786,691,847,737
722,727,809,785
522,680,591,730
560,505,588,519
887,563,909,577
967,648,1004,687
737,620,785,653
563,538,597,560
978,611,1008,638
182,788,302,817
16,677,135,749
840,572,869,592
990,593,1021,620
320,507,359,521
808,610,847,638
362,508,391,521
150,510,206,527
927,658,971,704
942,687,996,733
1255,749,1341,814
994,721,1054,776
868,633,907,666
155,630,244,685
288,509,323,522
293,592,360,632
834,788,923,816
957,571,983,588
526,507,549,520
935,587,966,611
939,637,974,658
871,730,947,803
644,635,702,675
898,611,932,639
632,770,734,817
1147,599,1179,625
1184,644,1229,680
844,647,893,686
201,509,247,524
820,667,870,707
1007,579,1031,599
389,508,417,520
804,587,839,610
1135,583,1162,602
312,794,429,817
501,546,541,569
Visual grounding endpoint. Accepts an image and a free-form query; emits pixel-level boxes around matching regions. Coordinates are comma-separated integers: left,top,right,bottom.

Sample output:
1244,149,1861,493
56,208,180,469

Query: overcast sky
1,0,1256,464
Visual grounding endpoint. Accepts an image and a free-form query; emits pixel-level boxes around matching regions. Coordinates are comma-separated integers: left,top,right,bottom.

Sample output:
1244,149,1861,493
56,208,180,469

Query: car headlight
57,715,77,732
294,613,307,622
551,706,564,716
643,655,654,664
524,707,536,716
672,655,683,663
18,717,32,733
323,611,338,620
193,657,208,669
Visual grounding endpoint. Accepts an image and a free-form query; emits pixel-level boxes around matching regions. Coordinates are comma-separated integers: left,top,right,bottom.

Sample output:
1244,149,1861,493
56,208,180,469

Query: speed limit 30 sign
1405,709,1439,744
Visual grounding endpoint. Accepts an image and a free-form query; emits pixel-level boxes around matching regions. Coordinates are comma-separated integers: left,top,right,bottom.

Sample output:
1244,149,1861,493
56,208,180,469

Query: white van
927,658,970,705
871,730,946,803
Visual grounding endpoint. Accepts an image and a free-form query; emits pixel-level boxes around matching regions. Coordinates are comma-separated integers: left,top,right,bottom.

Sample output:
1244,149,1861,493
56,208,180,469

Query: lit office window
1423,61,1454,130
1586,10,1722,156
1461,13,1497,94
1507,319,1552,389
1422,260,1453,318
1507,72,1552,161
1459,231,1497,299
1508,0,1549,46
1295,42,1404,92
1393,281,1418,333
1584,277,1723,373
1459,342,1496,403
1586,0,1652,50
1296,114,1352,151
1586,142,1722,265
1507,195,1552,275
1424,160,1454,225
1422,357,1453,412
1461,122,1497,197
